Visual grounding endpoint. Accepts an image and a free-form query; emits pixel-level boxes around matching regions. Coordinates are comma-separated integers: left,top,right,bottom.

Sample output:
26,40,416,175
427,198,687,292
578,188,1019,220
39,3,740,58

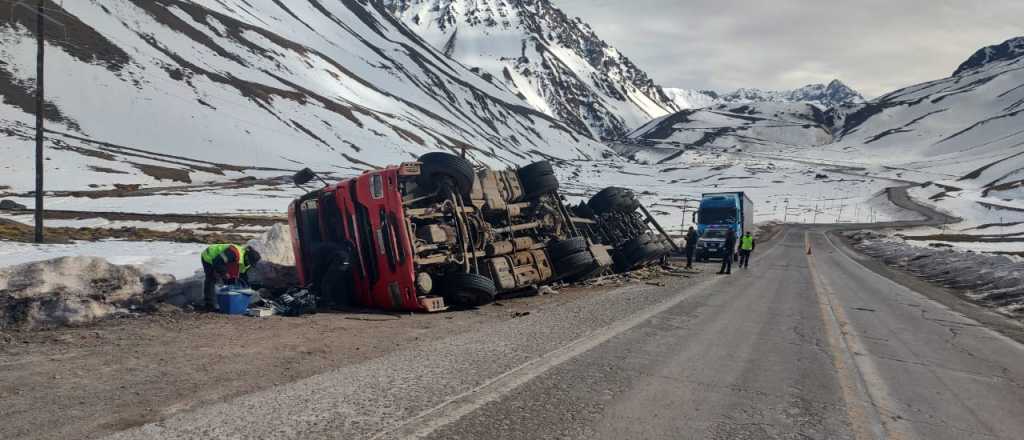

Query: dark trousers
719,253,732,274
202,261,218,308
685,247,695,268
739,250,751,268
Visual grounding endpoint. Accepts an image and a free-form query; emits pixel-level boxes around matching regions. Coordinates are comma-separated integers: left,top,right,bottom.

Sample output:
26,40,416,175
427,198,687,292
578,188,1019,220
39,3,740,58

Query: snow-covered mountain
634,36,1024,196
661,88,721,111
665,79,865,110
0,0,608,192
382,0,678,139
831,36,1024,192
954,36,1024,76
625,102,834,160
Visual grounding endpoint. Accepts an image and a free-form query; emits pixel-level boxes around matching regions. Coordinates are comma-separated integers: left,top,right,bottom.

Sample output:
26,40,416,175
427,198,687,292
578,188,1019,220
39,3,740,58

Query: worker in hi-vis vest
739,232,755,269
200,244,261,310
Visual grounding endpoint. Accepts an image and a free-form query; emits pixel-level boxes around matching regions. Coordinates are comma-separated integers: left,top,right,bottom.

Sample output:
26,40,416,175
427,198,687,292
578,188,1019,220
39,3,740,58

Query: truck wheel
318,259,355,307
518,160,554,179
628,243,663,265
613,237,654,271
547,237,588,261
311,243,356,308
588,187,639,214
522,174,559,199
519,161,559,198
418,152,475,197
554,251,596,278
440,272,497,307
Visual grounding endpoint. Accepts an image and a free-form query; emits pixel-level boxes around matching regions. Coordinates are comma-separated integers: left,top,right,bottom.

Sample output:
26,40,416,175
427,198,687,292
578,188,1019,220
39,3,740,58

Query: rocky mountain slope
954,36,1024,76
382,0,678,139
0,0,608,193
664,79,866,110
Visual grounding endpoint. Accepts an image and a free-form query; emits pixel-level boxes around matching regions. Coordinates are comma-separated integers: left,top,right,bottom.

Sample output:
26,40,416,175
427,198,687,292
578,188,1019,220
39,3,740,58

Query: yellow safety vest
740,235,754,251
201,244,251,273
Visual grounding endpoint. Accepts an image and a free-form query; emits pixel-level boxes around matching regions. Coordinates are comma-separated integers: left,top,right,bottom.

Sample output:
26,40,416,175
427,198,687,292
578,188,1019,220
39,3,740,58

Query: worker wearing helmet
200,244,262,310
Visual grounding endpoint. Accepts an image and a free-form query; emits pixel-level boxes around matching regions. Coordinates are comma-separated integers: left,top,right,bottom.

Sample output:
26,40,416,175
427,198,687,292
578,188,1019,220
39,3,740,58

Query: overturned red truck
288,152,677,312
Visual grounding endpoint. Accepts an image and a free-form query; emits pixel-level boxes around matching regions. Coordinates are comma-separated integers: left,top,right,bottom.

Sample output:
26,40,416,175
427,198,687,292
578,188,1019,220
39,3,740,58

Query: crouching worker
200,244,261,310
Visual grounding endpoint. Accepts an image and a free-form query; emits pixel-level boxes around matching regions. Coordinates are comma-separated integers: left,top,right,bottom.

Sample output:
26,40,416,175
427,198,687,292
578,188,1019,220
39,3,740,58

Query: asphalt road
108,224,1024,440
410,228,1024,440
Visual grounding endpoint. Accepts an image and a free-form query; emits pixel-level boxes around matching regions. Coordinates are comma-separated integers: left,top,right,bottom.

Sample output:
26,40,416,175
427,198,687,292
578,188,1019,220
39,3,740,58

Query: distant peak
665,79,864,109
953,36,1024,76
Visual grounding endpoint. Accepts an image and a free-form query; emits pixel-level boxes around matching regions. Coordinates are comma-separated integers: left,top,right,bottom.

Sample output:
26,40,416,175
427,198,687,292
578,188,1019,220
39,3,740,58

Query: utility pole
34,0,45,243
681,203,687,230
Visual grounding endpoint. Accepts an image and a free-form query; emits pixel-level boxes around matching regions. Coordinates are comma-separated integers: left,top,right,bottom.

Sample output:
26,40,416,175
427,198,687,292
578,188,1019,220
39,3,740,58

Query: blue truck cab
692,192,754,261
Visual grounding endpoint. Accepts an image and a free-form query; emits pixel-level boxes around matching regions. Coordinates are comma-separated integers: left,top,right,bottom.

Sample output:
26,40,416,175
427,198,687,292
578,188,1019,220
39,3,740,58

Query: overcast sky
554,0,1024,97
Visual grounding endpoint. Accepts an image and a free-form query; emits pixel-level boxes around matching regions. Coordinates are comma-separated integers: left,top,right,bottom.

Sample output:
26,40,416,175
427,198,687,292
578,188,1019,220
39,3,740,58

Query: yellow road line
806,231,893,440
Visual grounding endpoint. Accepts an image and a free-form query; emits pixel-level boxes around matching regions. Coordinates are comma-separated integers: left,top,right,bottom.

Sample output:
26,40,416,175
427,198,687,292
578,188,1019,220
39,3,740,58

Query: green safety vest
201,244,251,273
740,235,754,251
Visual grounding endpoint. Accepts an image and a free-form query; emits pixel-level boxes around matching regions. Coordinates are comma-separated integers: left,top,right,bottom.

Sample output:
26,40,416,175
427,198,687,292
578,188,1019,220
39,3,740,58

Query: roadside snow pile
0,257,173,329
847,231,1024,316
0,225,300,329
246,224,298,290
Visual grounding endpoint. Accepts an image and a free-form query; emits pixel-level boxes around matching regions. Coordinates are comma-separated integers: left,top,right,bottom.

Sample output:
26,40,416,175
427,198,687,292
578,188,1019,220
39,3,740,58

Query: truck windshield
703,229,728,239
699,207,737,225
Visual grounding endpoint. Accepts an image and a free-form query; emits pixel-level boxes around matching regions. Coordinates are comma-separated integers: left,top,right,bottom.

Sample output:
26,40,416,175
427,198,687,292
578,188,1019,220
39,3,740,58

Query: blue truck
692,192,754,261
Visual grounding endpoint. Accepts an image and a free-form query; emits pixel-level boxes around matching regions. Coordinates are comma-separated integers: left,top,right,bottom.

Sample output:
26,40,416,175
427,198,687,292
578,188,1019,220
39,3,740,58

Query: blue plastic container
216,287,254,315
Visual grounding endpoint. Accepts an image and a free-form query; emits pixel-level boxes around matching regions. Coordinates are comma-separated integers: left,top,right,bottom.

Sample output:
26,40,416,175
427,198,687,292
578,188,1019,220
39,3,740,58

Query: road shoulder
828,230,1024,344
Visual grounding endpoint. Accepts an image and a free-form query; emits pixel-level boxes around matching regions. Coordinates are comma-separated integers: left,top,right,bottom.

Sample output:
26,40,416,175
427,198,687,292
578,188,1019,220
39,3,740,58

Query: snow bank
0,224,299,328
847,231,1024,316
245,223,298,289
0,256,173,329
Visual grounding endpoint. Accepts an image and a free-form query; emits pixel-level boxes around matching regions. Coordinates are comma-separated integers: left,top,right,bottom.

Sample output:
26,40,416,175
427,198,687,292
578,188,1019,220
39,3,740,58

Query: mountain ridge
664,79,866,110
382,0,679,139
630,36,1024,196
954,36,1024,76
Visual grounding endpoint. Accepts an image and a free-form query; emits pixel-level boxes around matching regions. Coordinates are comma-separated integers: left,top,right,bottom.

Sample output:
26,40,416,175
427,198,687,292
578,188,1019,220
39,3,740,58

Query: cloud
554,0,1024,97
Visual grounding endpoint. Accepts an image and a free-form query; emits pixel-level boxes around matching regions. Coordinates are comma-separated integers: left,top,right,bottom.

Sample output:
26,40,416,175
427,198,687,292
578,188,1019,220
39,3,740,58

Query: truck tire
627,243,663,264
440,272,497,307
588,187,639,214
522,173,559,199
547,237,588,261
615,235,665,271
310,243,356,308
518,161,554,180
418,152,475,198
318,259,356,307
554,251,596,278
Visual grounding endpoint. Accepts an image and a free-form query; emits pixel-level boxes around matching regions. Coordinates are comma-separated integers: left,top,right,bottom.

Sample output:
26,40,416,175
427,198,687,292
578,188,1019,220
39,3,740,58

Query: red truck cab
289,165,423,311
